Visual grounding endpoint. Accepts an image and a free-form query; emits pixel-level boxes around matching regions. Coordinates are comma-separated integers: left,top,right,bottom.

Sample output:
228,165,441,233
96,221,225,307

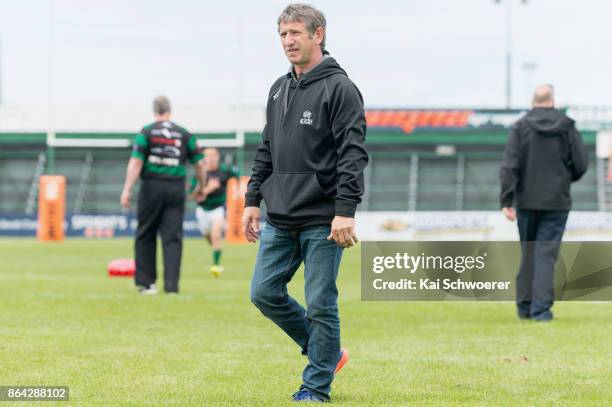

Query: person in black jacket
500,84,588,321
242,4,368,403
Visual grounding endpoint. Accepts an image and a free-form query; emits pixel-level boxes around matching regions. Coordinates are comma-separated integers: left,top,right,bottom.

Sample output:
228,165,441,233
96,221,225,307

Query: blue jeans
250,223,343,401
516,209,569,320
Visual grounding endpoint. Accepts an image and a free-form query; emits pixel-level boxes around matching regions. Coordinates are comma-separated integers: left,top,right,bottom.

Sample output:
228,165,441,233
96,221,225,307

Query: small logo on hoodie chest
300,110,313,126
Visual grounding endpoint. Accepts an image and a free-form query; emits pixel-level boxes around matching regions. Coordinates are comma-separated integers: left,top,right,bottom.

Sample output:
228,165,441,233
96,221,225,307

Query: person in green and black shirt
121,95,206,294
191,147,239,277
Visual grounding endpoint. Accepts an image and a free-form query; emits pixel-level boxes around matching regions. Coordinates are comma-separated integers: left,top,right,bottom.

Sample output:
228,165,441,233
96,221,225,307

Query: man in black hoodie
242,4,368,403
500,84,588,321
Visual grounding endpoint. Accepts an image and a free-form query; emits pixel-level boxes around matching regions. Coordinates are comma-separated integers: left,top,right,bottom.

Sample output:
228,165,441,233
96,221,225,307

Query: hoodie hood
287,53,348,87
523,107,575,136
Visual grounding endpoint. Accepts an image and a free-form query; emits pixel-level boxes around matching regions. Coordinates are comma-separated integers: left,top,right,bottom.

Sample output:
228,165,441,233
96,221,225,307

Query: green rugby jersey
131,121,203,181
191,163,240,211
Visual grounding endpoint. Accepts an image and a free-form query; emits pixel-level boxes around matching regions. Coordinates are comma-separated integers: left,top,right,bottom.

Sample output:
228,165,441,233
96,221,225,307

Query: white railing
25,153,47,215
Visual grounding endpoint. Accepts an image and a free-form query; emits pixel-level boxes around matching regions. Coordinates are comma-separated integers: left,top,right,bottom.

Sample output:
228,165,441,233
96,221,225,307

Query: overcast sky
1,0,611,110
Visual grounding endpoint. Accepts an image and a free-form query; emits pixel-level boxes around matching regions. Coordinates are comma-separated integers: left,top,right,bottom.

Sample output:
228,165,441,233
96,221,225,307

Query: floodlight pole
504,0,512,109
496,0,529,110
236,0,245,174
47,0,56,174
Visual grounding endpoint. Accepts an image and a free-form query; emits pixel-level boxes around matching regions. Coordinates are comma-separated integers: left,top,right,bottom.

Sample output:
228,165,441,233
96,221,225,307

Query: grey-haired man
242,4,368,403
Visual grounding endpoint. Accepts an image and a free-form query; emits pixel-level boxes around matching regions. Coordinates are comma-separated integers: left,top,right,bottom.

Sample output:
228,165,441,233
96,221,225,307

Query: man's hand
242,206,261,243
327,216,358,248
502,207,516,222
193,185,207,203
207,178,221,192
121,157,143,209
120,188,131,209
607,166,612,182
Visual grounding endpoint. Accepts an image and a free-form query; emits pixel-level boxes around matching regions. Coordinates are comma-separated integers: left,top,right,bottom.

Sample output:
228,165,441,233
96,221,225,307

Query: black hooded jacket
500,107,588,210
245,55,368,229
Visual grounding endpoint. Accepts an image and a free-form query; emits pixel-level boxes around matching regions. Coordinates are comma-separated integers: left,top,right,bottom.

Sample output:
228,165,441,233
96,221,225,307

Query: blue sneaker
291,390,326,403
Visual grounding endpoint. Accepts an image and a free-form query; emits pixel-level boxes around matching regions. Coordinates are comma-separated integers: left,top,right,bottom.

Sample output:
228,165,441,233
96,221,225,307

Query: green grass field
1,238,611,406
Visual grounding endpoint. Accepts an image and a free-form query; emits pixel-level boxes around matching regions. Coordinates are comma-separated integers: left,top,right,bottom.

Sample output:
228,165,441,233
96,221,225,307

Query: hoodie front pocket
260,172,333,218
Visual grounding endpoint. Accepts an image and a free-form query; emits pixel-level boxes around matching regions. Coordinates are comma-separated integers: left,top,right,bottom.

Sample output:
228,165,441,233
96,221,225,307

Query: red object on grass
335,348,349,374
108,259,135,277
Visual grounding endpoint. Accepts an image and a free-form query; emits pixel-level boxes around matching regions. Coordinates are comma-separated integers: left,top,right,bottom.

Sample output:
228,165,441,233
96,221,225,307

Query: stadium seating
0,152,44,213
365,110,472,133
0,131,603,215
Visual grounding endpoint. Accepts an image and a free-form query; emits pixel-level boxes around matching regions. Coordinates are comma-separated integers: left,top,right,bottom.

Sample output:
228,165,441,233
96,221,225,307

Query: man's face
204,148,220,171
279,20,320,67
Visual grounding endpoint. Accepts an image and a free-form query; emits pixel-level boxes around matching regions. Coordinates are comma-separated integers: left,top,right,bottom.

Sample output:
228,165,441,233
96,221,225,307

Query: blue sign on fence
0,213,202,237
